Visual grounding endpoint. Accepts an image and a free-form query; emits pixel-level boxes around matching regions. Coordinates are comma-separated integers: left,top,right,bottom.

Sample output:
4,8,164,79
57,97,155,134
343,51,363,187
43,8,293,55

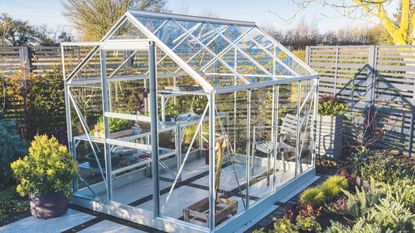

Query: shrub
320,175,348,201
318,95,346,116
0,113,26,187
328,179,415,232
360,150,414,184
299,187,325,206
295,215,322,232
273,217,298,233
300,175,347,207
366,197,414,231
11,135,78,198
26,67,66,142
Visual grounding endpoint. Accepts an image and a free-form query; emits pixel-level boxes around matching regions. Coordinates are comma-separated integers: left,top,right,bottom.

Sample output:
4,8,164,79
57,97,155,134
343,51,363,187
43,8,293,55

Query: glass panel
70,85,107,202
297,80,314,175
135,17,166,33
247,87,275,201
154,20,187,48
204,59,245,87
214,91,249,228
74,140,107,201
147,94,209,228
274,83,298,184
108,19,147,40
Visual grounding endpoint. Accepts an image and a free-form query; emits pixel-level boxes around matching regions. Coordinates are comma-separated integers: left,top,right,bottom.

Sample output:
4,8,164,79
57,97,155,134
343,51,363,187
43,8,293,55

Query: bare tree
272,0,415,45
63,0,166,41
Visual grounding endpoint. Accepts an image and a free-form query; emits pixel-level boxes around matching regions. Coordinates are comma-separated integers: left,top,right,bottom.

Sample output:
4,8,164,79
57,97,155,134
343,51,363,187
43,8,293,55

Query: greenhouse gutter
128,10,256,27
214,75,319,94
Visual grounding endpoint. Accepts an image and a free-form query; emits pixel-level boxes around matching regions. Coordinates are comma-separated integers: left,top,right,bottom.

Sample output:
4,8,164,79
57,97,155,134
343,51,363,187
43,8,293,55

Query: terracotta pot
29,192,69,219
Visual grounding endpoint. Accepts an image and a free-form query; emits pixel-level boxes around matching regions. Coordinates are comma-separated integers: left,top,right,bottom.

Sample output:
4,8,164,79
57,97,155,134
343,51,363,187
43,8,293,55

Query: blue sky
0,0,377,35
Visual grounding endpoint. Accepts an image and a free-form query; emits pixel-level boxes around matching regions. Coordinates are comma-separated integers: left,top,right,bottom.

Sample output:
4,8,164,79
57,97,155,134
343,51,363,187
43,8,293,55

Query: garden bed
250,149,415,233
0,186,29,226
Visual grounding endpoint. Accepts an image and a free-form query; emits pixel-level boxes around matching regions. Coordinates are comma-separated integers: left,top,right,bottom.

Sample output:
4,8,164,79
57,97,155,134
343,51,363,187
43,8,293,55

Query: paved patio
0,205,163,233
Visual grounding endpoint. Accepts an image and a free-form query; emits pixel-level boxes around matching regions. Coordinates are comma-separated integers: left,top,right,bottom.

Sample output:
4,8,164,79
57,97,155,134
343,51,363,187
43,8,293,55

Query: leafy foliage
327,179,415,232
11,135,78,198
300,175,347,207
318,95,346,116
0,113,26,187
320,176,348,201
93,115,134,133
165,103,179,117
273,217,298,233
360,149,415,184
295,215,322,232
0,186,29,224
300,187,325,207
26,66,66,142
5,67,67,143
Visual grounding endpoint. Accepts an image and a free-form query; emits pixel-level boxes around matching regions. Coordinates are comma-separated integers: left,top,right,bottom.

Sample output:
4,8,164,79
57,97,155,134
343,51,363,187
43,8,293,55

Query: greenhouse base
71,159,318,233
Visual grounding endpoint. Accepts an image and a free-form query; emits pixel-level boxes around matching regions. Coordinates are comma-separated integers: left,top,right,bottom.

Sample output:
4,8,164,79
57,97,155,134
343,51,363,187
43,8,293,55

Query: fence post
365,46,377,141
18,46,32,137
305,46,310,65
19,47,32,79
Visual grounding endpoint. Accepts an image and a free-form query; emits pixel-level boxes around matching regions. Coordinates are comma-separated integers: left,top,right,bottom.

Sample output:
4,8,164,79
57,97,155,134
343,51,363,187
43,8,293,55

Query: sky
0,0,379,36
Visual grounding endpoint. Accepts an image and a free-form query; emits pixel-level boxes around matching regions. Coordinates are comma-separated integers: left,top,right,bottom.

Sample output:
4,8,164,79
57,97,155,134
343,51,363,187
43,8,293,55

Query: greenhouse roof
64,10,317,93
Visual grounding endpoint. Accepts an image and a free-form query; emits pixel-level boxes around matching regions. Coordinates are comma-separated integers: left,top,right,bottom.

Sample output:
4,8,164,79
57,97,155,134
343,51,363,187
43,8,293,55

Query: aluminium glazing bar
295,81,301,177
208,93,216,230
246,90,252,210
214,75,318,94
149,42,160,217
100,49,113,202
62,44,77,191
312,78,319,167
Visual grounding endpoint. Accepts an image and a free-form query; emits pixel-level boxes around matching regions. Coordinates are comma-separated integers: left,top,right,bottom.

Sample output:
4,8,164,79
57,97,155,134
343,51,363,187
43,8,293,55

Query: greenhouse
61,10,319,233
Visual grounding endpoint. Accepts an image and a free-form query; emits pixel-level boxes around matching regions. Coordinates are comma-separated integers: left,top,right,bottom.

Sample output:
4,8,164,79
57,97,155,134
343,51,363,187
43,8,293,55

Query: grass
0,186,29,226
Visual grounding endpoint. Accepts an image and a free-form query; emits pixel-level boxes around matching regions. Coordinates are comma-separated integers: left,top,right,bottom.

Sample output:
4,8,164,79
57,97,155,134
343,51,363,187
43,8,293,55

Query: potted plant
11,135,78,219
316,95,346,158
165,103,179,122
193,97,207,115
92,115,134,139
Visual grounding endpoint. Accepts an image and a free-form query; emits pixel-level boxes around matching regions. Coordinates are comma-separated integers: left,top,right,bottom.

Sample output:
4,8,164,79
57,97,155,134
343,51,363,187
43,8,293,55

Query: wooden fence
306,45,415,156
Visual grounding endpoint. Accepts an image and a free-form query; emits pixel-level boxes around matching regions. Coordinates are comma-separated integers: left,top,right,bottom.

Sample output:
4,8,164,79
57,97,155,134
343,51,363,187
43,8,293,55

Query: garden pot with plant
315,95,346,158
11,135,78,219
92,115,134,139
165,103,179,122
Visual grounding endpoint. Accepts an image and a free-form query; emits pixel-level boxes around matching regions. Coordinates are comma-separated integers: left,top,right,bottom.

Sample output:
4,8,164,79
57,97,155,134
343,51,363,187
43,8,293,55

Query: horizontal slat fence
307,45,415,156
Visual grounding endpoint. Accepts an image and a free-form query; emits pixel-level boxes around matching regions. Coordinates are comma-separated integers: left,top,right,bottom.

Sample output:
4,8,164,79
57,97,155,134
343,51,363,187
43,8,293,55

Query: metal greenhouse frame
61,10,319,233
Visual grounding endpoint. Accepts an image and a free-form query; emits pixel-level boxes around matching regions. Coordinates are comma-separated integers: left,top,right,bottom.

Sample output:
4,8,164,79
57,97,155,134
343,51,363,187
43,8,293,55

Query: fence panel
307,45,415,156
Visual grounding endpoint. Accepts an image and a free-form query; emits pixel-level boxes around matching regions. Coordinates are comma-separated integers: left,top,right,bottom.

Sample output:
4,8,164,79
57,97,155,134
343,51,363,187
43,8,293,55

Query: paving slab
0,209,95,233
79,220,146,233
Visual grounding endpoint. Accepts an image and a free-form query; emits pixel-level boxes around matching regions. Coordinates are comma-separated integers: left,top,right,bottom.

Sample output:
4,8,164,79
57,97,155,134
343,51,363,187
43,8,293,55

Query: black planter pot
29,191,69,219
